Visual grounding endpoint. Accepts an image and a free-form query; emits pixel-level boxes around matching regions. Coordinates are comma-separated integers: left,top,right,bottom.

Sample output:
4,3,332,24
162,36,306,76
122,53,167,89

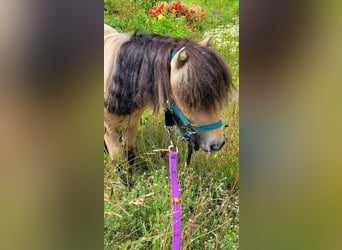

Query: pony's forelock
173,45,231,111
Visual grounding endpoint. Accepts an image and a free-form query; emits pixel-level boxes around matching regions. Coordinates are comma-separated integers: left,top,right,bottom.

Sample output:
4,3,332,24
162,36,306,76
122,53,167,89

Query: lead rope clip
164,125,178,152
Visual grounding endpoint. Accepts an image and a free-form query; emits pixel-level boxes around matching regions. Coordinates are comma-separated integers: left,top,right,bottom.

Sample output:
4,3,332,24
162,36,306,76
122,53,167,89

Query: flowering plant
148,0,205,31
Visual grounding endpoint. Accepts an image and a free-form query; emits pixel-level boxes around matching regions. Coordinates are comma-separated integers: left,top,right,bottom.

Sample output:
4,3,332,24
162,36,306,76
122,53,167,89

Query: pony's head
170,37,231,152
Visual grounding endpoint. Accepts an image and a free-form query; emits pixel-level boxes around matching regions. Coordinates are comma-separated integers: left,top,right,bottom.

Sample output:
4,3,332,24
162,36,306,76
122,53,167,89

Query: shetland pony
104,24,231,165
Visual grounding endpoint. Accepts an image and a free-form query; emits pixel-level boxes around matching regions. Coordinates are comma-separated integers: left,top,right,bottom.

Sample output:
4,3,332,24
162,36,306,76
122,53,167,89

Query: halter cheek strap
171,48,177,59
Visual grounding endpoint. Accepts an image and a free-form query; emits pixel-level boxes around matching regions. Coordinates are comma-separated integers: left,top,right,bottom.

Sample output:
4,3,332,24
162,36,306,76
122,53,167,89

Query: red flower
189,9,196,14
156,3,164,13
181,10,188,15
176,3,181,13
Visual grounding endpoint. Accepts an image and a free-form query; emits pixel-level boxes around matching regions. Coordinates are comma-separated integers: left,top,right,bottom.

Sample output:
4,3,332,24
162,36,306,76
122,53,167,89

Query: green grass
104,1,239,249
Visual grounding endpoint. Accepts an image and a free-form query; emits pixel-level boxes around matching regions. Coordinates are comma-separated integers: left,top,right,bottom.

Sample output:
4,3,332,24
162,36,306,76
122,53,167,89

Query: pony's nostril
210,144,219,151
210,140,225,151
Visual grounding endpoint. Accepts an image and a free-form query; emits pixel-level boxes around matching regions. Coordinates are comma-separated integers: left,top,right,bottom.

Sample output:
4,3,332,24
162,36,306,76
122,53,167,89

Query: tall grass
104,0,239,249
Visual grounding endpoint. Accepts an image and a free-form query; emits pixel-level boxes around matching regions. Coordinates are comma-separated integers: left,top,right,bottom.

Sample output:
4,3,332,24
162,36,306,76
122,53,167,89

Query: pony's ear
176,47,189,68
199,36,212,47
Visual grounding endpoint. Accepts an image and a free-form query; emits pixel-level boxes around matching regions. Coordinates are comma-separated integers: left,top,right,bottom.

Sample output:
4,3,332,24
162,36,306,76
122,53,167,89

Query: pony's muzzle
192,134,226,152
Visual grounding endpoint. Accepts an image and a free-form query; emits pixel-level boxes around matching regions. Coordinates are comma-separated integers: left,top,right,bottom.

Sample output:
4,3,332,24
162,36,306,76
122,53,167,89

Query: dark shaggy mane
105,31,231,115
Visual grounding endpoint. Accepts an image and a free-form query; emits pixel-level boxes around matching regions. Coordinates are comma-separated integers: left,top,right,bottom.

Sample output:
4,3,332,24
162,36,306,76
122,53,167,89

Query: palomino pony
104,24,231,166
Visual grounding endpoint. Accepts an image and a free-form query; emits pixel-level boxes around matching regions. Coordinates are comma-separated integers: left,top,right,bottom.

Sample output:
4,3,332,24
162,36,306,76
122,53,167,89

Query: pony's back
104,24,117,36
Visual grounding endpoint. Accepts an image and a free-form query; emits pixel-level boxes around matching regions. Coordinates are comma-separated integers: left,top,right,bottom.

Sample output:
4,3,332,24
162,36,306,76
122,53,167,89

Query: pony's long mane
104,31,231,115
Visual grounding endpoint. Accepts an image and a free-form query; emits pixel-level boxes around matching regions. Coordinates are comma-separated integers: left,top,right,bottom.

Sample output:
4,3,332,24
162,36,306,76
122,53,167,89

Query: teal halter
169,100,223,141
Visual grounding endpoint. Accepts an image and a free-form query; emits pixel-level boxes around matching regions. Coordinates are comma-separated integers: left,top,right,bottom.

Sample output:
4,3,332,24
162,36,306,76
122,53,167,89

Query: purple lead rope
169,150,181,250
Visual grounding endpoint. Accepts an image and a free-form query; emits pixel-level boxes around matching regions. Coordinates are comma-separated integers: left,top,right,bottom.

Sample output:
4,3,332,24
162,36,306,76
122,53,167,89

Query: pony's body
104,24,231,165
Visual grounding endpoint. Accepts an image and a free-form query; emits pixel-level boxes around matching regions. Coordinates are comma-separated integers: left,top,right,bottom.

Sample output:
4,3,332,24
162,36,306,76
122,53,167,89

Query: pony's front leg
123,109,144,168
104,108,124,166
104,126,121,166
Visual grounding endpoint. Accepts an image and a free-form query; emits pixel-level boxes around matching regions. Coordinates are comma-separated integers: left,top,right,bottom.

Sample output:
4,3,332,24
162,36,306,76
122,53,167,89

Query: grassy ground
104,0,239,249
